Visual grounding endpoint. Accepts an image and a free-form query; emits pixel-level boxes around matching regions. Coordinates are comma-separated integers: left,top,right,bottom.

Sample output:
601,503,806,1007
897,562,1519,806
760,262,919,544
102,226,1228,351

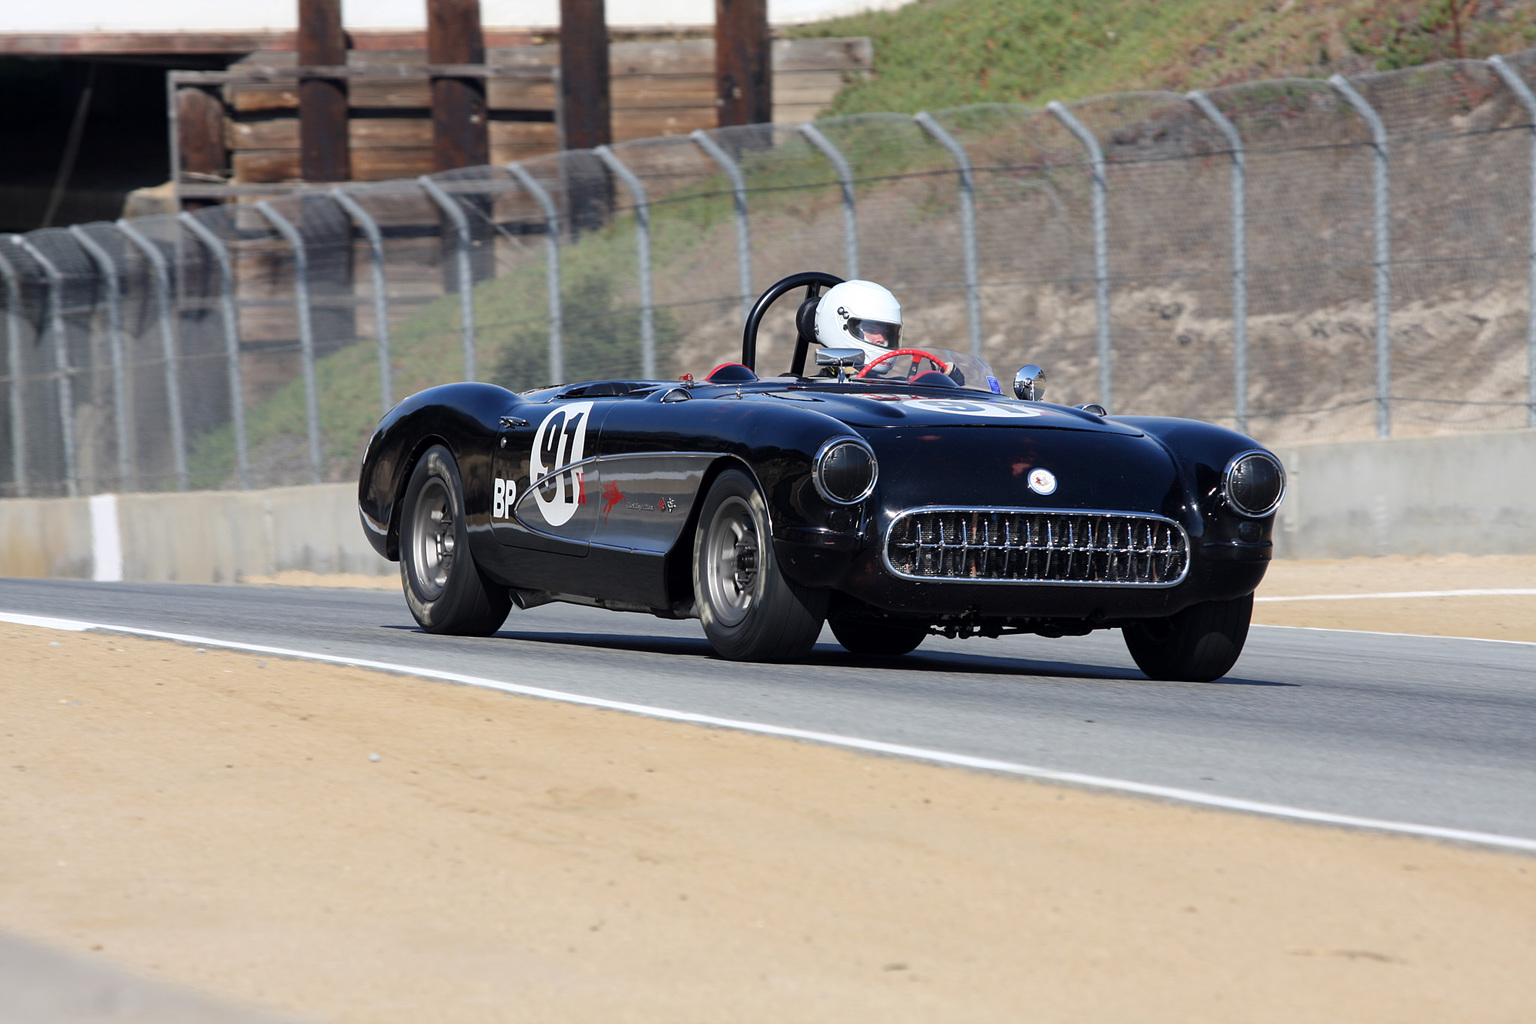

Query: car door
587,395,715,557
490,399,608,555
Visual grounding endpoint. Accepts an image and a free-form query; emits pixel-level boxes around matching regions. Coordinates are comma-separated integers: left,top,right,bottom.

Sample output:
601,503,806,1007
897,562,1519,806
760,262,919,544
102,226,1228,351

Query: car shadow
381,622,709,658
818,648,1295,686
381,623,1293,686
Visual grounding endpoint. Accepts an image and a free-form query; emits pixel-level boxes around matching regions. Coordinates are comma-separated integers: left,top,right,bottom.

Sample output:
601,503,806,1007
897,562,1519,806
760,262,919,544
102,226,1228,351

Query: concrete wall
2,430,1533,582
1272,429,1536,559
0,483,391,584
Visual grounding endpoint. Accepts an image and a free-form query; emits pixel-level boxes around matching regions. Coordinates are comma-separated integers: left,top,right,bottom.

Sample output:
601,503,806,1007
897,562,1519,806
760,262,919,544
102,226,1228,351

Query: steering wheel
740,271,844,376
855,348,951,381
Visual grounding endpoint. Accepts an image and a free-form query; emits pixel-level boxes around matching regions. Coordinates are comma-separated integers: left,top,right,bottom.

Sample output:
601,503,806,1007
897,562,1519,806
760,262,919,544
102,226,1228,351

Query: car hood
761,389,1144,435
858,421,1187,520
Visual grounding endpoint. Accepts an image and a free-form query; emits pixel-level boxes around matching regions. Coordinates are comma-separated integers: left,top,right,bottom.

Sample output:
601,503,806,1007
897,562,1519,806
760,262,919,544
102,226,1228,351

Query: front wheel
399,445,511,636
692,468,827,662
1122,594,1253,682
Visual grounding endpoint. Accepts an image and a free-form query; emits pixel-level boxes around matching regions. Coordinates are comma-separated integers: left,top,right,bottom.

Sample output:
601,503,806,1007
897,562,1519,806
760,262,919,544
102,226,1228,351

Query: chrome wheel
700,495,761,628
691,468,826,662
408,476,456,600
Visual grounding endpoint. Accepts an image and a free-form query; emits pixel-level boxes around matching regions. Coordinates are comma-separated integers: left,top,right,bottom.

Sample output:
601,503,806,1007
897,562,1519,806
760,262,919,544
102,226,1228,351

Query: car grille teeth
885,510,1188,585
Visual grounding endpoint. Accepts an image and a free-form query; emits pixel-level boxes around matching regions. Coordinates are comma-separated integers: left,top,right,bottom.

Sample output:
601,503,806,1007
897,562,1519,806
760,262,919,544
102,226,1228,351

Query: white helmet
814,280,902,364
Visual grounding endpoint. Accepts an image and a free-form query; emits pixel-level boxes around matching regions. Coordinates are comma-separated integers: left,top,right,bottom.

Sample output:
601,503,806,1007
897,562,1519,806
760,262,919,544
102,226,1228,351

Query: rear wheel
693,468,826,662
830,617,927,656
1122,594,1253,682
399,445,511,636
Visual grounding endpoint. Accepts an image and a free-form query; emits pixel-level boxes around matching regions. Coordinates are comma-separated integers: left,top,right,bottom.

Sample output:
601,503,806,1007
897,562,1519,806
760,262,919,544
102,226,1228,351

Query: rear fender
358,382,521,560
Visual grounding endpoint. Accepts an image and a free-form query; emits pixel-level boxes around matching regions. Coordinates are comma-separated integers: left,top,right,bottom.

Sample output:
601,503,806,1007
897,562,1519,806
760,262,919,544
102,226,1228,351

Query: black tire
692,468,827,662
1122,593,1253,682
830,617,927,657
399,445,511,636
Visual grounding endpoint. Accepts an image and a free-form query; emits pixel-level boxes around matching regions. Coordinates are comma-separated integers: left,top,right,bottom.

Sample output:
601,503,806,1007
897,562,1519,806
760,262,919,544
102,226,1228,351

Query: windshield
842,346,1002,395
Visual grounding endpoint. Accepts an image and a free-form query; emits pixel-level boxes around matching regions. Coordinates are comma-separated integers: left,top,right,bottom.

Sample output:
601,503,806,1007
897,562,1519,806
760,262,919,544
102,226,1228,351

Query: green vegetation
788,0,1536,115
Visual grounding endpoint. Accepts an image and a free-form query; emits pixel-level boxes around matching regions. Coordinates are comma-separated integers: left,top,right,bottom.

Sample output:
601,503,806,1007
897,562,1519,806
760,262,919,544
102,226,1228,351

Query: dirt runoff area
3,557,1535,1023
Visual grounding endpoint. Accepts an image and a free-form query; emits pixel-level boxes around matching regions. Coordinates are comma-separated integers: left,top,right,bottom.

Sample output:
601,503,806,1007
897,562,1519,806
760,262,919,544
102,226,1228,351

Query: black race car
358,272,1285,681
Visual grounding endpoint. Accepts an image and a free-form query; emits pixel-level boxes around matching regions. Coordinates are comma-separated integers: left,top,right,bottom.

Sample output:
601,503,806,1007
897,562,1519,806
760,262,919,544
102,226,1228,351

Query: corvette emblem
1027,468,1057,495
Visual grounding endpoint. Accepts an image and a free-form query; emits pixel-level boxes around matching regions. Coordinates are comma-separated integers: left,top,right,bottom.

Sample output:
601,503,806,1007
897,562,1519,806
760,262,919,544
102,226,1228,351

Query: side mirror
1013,364,1046,401
816,347,866,382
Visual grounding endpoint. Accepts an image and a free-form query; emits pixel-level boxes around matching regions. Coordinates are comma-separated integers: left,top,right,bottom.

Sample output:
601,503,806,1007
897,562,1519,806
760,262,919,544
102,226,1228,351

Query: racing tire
399,445,511,636
1122,593,1253,682
829,617,927,656
693,468,827,662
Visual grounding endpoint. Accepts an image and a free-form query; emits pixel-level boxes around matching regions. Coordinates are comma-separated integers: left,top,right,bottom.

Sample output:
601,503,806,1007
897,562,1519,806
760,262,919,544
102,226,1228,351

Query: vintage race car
358,272,1285,681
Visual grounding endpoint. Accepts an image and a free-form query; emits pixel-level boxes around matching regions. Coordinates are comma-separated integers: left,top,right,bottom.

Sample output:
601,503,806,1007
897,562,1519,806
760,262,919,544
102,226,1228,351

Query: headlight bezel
813,436,879,506
1221,449,1286,518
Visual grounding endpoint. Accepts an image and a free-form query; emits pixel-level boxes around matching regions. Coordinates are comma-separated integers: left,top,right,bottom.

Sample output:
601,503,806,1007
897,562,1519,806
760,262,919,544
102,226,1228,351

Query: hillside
789,0,1536,115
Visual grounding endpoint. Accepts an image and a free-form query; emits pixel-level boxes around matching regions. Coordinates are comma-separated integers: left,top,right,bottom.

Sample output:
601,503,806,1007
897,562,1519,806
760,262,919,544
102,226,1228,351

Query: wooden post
175,84,225,212
559,0,611,151
175,85,225,193
715,0,771,127
298,0,349,182
559,0,612,233
428,0,490,171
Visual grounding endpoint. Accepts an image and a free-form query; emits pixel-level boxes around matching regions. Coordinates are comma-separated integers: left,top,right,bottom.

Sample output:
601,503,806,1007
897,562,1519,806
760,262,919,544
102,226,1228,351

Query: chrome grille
885,509,1188,585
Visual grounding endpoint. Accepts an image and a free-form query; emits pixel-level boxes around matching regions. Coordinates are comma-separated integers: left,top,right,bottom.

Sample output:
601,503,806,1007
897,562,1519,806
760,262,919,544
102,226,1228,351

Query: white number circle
903,398,1042,419
529,401,593,526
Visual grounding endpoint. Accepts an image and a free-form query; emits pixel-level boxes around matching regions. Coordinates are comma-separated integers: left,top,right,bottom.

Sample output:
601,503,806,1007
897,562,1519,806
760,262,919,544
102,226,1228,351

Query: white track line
1254,623,1536,647
5,610,1534,855
1258,588,1536,602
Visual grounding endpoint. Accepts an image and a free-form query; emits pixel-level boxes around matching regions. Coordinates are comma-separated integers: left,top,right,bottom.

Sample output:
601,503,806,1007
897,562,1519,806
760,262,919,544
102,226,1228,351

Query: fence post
253,202,323,485
798,122,860,280
691,129,754,322
1047,101,1112,412
1489,55,1536,429
0,247,27,496
593,145,656,379
175,212,250,490
508,163,565,385
117,219,190,491
9,236,78,497
1187,91,1249,436
1330,74,1392,439
330,189,394,415
68,225,135,490
914,112,982,360
418,176,477,382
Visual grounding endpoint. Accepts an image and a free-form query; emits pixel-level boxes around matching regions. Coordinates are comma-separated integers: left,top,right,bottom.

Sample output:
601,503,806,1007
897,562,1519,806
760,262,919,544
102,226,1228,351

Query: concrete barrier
0,483,391,584
1272,429,1536,559
1,430,1532,582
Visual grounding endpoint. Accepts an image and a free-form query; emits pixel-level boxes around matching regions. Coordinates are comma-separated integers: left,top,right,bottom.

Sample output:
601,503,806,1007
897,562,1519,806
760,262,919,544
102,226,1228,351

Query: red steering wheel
854,348,951,381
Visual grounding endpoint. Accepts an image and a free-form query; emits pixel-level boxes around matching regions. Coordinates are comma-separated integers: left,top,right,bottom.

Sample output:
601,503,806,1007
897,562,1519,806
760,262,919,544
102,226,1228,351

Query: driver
813,279,904,364
813,279,962,384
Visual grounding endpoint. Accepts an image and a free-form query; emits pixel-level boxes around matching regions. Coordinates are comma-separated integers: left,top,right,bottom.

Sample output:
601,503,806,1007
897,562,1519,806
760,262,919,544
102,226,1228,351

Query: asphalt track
3,578,1534,847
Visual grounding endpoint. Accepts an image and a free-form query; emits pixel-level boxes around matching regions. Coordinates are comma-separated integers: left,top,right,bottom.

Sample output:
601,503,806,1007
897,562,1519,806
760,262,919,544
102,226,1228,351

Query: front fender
1118,415,1283,563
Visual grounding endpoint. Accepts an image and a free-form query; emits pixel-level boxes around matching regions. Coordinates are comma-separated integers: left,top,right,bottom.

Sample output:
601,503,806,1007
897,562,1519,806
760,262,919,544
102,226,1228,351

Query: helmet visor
847,317,901,349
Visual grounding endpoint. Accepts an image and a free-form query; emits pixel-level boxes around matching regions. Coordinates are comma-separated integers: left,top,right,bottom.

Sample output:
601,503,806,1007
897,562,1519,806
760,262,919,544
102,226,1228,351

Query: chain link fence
5,50,1536,498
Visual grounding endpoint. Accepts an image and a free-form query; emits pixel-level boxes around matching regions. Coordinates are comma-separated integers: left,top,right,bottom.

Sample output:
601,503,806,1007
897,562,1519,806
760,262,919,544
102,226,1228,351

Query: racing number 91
530,401,593,527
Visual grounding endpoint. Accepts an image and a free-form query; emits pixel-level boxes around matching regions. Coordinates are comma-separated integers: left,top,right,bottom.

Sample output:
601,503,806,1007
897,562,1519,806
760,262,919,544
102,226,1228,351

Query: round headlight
1223,450,1285,517
814,438,878,505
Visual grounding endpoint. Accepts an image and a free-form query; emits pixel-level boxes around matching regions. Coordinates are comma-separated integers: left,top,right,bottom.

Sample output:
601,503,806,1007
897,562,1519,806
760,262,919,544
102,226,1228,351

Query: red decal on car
602,479,624,522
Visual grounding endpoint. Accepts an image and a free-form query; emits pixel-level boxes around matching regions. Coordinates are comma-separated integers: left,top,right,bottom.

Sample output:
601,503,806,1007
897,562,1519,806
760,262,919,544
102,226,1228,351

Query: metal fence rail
6,50,1536,498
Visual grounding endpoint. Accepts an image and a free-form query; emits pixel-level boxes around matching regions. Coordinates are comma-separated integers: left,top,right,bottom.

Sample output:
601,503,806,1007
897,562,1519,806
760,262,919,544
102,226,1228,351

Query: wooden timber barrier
170,37,872,193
